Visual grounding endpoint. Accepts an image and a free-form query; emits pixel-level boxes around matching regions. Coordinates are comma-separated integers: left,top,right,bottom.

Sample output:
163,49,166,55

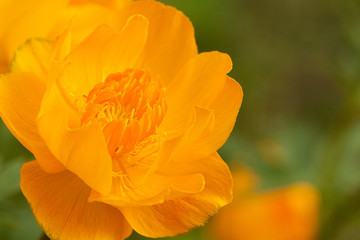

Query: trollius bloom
0,1,242,239
211,182,319,240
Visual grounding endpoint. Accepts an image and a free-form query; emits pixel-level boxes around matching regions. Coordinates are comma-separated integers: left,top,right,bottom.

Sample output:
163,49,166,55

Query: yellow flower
0,1,243,239
0,0,130,73
209,170,319,240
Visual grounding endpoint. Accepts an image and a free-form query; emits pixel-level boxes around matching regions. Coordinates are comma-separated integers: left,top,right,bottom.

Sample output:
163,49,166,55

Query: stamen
81,69,166,158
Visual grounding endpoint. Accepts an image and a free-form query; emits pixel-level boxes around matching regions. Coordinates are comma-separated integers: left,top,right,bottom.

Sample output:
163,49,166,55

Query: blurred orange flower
0,1,242,239
209,169,319,240
0,0,130,73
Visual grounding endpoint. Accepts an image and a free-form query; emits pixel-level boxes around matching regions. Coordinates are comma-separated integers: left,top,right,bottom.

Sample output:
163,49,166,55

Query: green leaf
0,158,23,201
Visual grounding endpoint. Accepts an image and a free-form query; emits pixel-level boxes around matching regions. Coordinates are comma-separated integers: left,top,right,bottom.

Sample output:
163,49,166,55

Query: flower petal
0,57,7,73
161,152,233,207
162,52,243,151
87,134,204,207
51,28,72,61
89,159,204,207
48,3,114,46
59,14,148,97
0,72,64,173
116,0,197,85
204,76,242,150
188,78,242,154
21,161,132,240
69,0,131,8
120,197,215,238
120,153,232,238
1,0,68,63
169,174,205,194
11,38,52,80
38,82,112,194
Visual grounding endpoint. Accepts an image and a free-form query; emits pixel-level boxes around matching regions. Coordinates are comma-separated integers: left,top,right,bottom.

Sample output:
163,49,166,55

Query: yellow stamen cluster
82,69,166,158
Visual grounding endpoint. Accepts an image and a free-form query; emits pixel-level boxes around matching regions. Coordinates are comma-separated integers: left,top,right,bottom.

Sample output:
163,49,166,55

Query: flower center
82,69,166,157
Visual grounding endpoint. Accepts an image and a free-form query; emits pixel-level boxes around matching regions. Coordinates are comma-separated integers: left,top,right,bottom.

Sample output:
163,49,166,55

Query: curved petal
48,4,114,46
204,76,242,150
21,161,132,240
187,78,243,154
161,152,233,206
89,171,204,207
191,153,233,207
120,197,215,238
0,72,64,173
89,138,204,207
115,0,197,85
59,14,148,97
161,52,231,133
1,0,68,63
120,153,232,238
52,28,72,61
11,38,53,80
38,82,112,194
161,52,242,151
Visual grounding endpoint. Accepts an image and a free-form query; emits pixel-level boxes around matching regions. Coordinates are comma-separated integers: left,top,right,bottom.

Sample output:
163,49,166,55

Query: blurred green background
2,0,360,239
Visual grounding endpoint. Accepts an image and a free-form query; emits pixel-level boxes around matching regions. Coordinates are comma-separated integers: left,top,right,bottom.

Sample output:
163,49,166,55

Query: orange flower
0,0,130,73
0,1,243,239
210,171,319,240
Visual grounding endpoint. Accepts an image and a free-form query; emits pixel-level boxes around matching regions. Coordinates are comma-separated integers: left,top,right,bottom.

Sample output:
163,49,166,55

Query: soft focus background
1,0,360,239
